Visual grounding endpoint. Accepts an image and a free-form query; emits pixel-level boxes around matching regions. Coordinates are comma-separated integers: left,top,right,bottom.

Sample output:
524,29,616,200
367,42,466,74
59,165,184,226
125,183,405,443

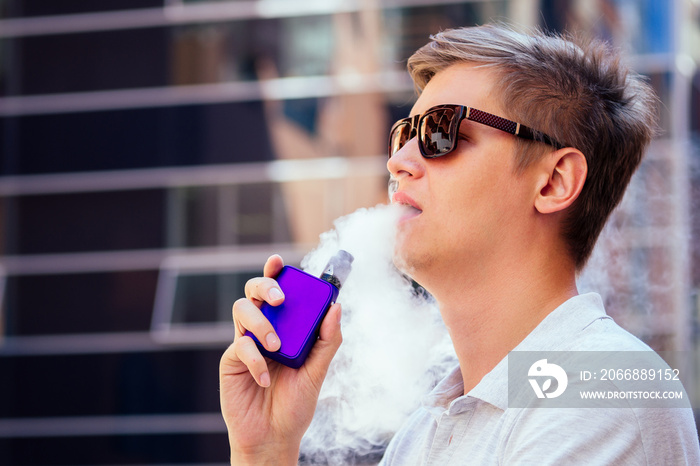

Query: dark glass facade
0,2,491,463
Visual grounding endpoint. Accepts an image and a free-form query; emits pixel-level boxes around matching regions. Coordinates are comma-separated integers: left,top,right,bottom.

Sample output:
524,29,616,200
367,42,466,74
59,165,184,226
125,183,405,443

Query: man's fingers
304,303,343,386
243,255,286,304
318,303,342,345
232,335,272,387
232,298,281,351
263,254,284,278
244,277,285,306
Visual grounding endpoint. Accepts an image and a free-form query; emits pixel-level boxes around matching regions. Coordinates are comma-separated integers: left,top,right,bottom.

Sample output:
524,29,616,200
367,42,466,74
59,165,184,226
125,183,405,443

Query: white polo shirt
380,293,700,465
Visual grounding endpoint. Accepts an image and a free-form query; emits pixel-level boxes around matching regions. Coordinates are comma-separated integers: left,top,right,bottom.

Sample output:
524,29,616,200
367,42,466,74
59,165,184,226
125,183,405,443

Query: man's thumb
303,303,343,386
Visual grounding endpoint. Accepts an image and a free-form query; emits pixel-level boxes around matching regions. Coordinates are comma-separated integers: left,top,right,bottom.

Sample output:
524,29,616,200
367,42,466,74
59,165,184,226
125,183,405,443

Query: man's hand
219,254,343,465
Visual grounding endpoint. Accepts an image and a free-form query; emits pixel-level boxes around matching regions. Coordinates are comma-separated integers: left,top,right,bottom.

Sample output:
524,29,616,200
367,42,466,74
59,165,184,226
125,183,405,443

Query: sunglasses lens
421,107,458,157
389,120,413,157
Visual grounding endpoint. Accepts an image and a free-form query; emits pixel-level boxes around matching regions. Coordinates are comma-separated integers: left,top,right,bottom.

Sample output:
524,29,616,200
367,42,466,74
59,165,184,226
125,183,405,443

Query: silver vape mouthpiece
320,250,354,290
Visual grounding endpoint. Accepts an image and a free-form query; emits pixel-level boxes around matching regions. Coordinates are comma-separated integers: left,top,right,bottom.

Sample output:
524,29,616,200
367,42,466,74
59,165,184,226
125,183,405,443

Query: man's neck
428,248,579,394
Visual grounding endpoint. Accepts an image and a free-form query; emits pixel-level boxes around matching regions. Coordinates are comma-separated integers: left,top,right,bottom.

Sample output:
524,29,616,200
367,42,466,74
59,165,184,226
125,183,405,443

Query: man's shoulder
563,302,651,352
500,404,699,464
525,292,651,353
503,293,700,464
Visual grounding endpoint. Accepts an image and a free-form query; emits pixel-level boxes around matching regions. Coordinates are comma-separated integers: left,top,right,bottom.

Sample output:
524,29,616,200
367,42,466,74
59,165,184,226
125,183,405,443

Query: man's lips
392,192,423,219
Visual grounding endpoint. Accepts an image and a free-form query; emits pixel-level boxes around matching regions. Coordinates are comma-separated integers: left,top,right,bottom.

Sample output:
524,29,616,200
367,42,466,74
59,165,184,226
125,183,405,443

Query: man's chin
392,241,420,280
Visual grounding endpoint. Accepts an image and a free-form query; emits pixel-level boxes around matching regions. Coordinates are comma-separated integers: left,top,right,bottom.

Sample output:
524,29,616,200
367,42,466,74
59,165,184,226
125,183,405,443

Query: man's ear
534,148,588,214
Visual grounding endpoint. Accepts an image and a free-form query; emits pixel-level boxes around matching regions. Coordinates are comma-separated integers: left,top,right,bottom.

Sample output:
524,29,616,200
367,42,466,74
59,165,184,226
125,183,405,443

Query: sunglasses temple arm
517,125,564,150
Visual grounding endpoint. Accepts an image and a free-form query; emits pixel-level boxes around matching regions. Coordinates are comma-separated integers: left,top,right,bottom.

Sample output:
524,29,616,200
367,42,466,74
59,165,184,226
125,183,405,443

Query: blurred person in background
219,23,700,465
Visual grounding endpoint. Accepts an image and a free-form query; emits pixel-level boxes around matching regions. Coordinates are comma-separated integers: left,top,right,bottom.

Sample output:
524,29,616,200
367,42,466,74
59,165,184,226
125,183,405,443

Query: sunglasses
389,104,563,158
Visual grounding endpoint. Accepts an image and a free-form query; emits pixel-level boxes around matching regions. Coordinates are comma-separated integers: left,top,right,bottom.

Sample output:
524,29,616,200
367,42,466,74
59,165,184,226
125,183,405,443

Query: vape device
246,250,354,369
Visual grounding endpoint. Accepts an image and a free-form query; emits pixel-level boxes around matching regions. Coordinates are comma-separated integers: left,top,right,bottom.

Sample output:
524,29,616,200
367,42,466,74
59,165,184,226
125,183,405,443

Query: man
220,24,700,464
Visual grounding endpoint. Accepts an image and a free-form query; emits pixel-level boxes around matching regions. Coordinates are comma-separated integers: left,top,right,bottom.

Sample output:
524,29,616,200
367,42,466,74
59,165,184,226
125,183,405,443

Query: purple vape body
245,250,353,369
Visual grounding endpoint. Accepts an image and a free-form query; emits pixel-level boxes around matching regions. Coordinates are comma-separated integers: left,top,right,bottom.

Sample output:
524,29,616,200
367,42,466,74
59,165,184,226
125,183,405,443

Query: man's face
388,63,538,288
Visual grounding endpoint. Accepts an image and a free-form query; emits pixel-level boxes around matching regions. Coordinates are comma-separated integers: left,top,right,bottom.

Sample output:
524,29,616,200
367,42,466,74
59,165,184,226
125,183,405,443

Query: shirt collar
421,366,465,418
423,293,612,413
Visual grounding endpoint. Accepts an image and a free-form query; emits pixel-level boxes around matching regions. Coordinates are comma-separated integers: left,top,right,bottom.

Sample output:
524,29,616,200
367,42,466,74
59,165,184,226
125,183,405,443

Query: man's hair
407,23,658,270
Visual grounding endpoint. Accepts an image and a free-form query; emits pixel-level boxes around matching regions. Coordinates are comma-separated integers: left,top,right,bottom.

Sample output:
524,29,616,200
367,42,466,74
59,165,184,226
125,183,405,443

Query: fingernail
260,371,270,387
266,332,279,350
269,287,284,301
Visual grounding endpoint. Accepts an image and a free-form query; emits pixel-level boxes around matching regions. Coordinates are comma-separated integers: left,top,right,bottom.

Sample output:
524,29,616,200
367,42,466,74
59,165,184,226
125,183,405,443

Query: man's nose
387,137,425,180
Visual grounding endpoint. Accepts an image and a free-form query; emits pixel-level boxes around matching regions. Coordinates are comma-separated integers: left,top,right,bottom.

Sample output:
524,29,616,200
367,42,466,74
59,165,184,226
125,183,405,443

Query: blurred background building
0,0,698,464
